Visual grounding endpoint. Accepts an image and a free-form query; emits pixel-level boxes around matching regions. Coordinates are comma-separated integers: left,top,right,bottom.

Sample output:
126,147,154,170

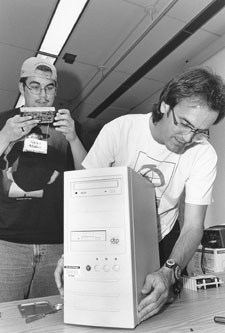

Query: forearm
69,136,87,170
169,224,203,270
167,203,207,270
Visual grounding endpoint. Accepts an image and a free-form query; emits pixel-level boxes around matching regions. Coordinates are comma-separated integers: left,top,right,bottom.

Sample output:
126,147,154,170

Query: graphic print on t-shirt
134,151,177,207
1,127,60,199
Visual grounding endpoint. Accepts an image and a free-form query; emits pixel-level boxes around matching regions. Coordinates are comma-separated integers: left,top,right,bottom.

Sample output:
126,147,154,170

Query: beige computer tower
64,166,160,328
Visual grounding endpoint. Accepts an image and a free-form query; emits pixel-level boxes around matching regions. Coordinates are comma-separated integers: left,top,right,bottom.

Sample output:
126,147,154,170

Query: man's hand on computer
138,268,172,322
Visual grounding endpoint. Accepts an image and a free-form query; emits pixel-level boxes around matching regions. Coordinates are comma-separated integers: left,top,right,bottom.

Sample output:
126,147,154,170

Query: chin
166,142,185,154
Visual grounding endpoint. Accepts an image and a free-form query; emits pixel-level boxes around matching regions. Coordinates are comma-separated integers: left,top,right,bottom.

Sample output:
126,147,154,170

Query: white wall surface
201,48,225,227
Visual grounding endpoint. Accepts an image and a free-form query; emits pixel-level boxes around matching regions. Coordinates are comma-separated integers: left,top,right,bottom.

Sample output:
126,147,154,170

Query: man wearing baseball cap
0,56,86,301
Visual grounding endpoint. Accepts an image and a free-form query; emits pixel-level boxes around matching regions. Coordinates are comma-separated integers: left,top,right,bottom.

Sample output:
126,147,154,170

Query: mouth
36,100,49,105
174,137,186,145
173,137,195,152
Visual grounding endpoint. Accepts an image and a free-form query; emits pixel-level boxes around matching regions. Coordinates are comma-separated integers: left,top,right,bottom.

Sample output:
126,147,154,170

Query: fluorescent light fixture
39,0,88,56
36,53,56,64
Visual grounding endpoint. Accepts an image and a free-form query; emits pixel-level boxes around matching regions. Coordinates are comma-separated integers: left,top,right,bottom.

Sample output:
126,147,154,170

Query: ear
160,101,170,114
19,82,25,96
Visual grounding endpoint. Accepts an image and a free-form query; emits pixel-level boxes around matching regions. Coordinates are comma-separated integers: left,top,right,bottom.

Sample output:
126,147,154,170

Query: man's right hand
1,115,39,144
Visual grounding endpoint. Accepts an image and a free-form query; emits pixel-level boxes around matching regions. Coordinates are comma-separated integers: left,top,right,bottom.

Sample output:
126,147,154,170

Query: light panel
39,0,88,56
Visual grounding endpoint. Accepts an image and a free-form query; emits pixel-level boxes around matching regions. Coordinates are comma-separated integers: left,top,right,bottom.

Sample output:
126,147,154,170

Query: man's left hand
53,109,77,142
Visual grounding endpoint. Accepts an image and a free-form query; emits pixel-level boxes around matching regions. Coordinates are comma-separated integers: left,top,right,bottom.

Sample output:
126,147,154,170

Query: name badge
23,138,48,154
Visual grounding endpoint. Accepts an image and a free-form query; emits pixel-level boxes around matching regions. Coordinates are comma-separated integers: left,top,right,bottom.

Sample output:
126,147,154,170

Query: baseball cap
20,57,57,81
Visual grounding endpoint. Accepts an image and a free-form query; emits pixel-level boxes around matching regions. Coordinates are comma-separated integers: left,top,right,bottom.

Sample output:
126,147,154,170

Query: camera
20,107,56,123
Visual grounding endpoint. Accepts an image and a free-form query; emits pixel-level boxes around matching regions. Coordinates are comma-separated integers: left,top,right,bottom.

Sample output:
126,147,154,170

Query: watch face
166,259,175,268
166,260,181,280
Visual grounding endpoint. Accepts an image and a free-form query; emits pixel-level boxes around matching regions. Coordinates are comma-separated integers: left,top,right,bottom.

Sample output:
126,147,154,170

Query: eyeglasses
170,108,209,143
24,83,56,95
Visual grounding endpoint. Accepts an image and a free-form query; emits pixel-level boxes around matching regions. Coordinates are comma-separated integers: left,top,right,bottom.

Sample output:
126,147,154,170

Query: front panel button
94,265,101,272
112,265,120,272
103,265,110,272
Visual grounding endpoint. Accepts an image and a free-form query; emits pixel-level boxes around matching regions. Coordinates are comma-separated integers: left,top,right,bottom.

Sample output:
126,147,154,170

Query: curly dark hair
152,67,225,125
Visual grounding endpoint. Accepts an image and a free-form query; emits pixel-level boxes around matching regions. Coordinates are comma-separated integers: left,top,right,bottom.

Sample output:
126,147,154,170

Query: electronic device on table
63,166,160,329
201,225,225,248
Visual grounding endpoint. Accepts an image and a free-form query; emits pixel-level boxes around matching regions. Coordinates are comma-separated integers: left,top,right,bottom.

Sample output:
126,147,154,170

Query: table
1,282,225,333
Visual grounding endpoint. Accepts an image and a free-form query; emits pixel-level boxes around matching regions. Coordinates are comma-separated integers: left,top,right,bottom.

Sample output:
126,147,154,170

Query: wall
201,48,225,227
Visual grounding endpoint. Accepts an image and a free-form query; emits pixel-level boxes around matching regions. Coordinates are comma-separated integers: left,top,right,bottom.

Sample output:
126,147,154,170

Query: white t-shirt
82,113,217,241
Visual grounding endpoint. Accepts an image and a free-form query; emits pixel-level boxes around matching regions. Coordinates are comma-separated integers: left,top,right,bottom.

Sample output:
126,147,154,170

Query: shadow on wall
54,68,82,111
53,68,100,151
75,120,102,152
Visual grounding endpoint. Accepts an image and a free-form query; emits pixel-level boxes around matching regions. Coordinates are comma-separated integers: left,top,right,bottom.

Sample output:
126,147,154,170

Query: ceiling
1,0,225,149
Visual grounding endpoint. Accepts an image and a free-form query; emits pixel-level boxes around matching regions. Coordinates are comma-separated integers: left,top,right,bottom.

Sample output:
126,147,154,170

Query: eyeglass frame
170,107,210,142
23,82,56,95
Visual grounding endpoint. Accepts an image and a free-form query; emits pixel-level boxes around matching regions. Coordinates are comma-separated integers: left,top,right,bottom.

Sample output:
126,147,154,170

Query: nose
182,132,195,143
40,87,47,96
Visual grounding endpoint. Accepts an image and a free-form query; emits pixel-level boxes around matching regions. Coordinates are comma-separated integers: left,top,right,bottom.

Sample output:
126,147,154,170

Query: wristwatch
165,259,181,282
